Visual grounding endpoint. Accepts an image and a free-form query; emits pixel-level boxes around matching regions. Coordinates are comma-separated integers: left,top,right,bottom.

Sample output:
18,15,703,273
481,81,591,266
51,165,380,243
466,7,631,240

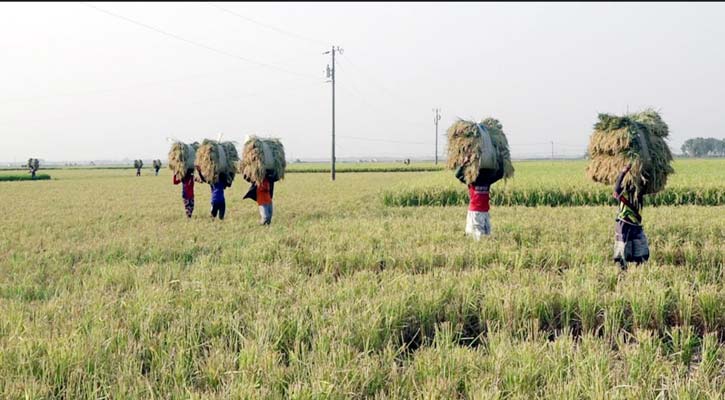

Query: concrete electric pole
324,45,343,181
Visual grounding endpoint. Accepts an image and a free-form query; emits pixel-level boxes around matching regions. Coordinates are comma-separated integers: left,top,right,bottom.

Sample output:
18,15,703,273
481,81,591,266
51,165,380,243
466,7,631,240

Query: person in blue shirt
198,169,231,220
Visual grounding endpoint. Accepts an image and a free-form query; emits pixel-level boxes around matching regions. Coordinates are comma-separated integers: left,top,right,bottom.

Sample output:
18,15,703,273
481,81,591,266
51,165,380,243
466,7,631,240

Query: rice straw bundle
133,160,143,169
586,110,674,195
152,159,162,169
480,118,515,179
446,118,514,184
195,139,239,185
168,141,199,180
238,135,286,184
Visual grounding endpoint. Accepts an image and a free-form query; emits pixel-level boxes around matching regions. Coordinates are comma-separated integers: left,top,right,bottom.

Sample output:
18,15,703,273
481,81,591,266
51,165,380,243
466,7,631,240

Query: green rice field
383,159,725,207
0,159,723,399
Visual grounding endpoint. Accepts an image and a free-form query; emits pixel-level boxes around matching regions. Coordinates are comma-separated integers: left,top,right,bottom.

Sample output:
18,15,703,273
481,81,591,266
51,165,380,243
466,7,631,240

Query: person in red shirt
455,156,504,240
172,168,195,218
243,171,276,226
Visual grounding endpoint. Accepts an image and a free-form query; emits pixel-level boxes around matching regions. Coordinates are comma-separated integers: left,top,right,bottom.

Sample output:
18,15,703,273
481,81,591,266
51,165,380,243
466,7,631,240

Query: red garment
256,179,272,205
468,184,491,212
173,175,195,199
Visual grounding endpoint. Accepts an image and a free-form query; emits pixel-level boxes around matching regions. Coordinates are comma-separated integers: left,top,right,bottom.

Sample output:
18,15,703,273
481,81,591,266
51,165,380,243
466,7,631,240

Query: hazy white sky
1,2,724,162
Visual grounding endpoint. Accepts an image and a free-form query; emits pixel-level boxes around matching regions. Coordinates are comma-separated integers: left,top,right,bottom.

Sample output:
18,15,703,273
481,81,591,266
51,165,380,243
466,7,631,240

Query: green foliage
681,137,725,157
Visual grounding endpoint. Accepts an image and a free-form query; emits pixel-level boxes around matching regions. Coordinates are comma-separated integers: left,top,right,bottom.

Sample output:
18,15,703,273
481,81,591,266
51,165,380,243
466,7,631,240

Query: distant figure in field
455,156,504,240
243,170,276,226
198,169,230,220
172,168,195,218
28,158,39,179
154,160,161,176
612,162,649,271
134,160,143,177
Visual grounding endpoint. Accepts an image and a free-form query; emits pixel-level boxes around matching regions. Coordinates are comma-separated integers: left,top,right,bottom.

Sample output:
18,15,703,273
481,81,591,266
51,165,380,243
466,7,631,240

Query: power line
0,79,325,126
334,60,427,128
80,2,320,80
0,67,248,104
337,135,427,145
338,53,422,105
206,2,328,47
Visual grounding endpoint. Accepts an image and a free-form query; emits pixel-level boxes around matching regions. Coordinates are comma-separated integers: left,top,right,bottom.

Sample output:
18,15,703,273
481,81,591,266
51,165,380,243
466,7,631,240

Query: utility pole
433,108,441,164
324,45,343,181
550,141,554,161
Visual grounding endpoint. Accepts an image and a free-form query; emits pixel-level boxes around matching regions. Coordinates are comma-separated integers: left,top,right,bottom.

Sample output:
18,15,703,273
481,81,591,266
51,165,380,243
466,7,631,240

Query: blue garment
210,180,226,204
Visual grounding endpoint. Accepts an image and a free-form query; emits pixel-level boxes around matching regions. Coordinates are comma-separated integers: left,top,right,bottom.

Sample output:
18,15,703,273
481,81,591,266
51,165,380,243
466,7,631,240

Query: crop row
0,174,51,182
382,186,725,207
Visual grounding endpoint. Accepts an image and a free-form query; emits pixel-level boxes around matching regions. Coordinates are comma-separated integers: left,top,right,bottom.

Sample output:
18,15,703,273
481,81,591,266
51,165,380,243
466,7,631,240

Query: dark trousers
211,201,226,220
183,198,194,218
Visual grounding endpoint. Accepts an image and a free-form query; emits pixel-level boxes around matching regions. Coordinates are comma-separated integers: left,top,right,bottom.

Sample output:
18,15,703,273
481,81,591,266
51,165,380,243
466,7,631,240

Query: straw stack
195,139,239,185
168,141,199,180
238,135,286,184
586,109,674,195
446,118,514,184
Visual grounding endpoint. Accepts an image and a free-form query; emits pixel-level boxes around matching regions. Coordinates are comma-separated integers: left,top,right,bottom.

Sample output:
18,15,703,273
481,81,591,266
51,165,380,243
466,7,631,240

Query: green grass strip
0,174,51,182
383,186,725,207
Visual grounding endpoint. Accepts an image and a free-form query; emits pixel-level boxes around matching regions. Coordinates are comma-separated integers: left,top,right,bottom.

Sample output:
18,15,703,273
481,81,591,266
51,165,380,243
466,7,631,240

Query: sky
1,2,724,163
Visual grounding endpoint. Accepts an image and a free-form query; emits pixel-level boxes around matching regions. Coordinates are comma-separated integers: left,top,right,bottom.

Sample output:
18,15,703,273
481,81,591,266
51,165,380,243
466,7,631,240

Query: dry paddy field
1,159,723,399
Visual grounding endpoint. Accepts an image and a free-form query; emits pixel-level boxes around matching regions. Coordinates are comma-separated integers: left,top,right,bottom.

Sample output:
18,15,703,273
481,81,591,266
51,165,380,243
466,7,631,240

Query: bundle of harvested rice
586,109,674,195
168,141,199,180
33,159,39,170
480,118,515,180
195,139,239,185
133,160,142,169
446,118,514,184
238,135,286,184
152,159,162,169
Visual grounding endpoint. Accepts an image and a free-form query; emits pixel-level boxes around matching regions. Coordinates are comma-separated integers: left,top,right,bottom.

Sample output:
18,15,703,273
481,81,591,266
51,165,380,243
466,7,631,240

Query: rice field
0,159,723,399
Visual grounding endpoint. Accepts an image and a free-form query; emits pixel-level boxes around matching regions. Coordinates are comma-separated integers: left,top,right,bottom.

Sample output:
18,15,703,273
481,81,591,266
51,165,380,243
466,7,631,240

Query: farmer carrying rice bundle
134,159,143,176
239,135,286,226
586,109,674,270
152,159,162,176
195,139,239,220
447,118,513,240
168,141,200,218
27,158,39,179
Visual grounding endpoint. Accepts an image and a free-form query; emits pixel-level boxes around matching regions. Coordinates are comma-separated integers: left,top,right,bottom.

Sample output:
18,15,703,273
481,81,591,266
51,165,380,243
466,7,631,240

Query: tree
681,137,725,157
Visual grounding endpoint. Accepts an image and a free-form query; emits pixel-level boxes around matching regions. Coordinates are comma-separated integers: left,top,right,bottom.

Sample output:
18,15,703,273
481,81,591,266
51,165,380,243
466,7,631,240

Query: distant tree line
681,137,725,157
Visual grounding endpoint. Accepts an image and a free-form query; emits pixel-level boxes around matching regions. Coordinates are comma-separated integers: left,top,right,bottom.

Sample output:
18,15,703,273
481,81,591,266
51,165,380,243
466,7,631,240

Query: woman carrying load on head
455,155,504,240
243,169,277,226
612,162,649,270
173,167,196,218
